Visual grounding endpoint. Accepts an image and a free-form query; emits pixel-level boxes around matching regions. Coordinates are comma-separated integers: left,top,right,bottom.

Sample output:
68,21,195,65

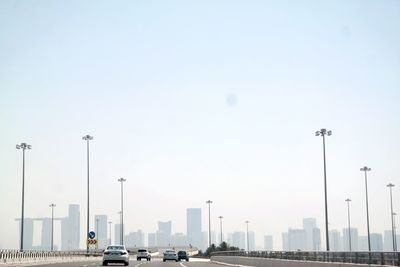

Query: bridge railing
211,250,400,266
0,250,102,263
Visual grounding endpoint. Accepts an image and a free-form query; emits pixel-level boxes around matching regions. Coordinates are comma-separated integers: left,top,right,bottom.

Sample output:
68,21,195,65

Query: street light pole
394,213,398,251
206,200,213,247
108,221,112,245
118,178,126,245
82,134,93,254
49,204,56,251
315,128,332,251
16,142,31,252
361,166,372,252
218,216,223,244
245,221,250,251
345,199,352,251
388,183,396,251
96,218,99,238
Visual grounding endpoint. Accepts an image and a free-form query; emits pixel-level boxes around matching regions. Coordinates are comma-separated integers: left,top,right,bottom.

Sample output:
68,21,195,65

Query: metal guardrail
211,250,400,266
0,250,102,263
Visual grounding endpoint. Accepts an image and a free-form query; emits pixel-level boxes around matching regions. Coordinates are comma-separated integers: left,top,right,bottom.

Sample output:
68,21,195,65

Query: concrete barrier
210,256,392,267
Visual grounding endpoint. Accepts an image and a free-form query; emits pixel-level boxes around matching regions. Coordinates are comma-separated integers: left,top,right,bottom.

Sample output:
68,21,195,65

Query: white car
136,249,151,261
163,250,178,262
102,245,130,266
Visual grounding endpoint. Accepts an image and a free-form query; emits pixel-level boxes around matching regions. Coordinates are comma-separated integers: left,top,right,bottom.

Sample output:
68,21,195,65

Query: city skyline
1,0,399,252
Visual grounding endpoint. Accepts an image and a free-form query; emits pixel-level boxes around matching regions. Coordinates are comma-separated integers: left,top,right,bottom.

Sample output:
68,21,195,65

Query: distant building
248,231,255,251
148,233,156,247
343,228,359,251
371,233,383,251
172,233,187,246
384,230,395,251
186,208,202,249
232,231,245,250
125,230,145,247
329,230,342,251
157,221,172,246
94,215,108,249
303,218,316,250
288,229,306,251
264,235,273,250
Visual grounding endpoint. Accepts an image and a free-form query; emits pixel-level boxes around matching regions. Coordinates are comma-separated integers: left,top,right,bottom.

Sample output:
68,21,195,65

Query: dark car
177,251,189,261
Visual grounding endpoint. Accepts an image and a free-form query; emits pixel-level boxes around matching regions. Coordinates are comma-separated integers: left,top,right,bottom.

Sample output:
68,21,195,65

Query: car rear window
138,249,147,252
107,246,125,250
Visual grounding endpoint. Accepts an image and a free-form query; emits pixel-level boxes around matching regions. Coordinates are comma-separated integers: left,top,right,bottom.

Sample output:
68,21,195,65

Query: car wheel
163,259,166,262
175,260,178,262
187,259,189,261
124,261,129,266
102,261,107,266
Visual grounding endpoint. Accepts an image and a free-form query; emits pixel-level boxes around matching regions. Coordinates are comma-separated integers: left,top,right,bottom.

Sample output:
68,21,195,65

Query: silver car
163,250,178,262
102,245,130,266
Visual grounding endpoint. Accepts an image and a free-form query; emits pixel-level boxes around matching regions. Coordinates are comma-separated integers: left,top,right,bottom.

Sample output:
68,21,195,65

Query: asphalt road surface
26,258,224,267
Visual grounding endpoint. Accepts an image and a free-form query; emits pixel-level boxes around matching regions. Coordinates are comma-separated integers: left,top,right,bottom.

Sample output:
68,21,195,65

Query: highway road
22,258,224,267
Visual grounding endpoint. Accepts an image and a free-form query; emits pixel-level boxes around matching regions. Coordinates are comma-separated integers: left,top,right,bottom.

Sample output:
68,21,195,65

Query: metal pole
96,218,99,239
219,216,223,244
388,184,396,251
345,199,352,251
82,135,93,254
50,204,56,251
394,213,398,251
322,134,330,251
362,167,371,252
21,148,25,252
118,178,126,245
206,200,212,247
16,143,31,252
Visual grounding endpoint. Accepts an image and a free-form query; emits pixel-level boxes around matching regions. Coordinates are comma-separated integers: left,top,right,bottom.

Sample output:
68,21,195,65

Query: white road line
180,262,188,267
135,262,147,267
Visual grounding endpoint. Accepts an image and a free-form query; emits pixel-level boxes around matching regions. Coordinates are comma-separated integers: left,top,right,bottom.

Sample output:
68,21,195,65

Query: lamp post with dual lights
16,142,32,252
118,178,126,245
82,134,93,254
49,204,56,251
361,166,372,251
206,200,213,247
315,128,332,251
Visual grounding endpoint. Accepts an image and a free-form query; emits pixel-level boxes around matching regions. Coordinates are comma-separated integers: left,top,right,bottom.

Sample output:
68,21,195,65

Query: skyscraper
370,233,383,251
61,204,80,250
157,221,172,246
264,235,273,250
343,228,359,251
288,229,307,251
94,215,108,249
303,218,316,250
232,231,245,249
186,208,202,249
248,231,255,251
329,230,342,251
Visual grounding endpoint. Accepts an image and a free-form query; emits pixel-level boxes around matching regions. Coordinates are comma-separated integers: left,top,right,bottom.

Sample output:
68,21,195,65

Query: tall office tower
288,229,307,251
232,231,245,250
186,208,202,249
329,230,342,251
343,228,359,251
264,235,273,250
384,230,394,251
370,233,383,251
157,221,172,246
148,233,156,247
303,218,316,250
18,218,34,249
41,218,52,250
61,205,80,250
248,231,256,251
125,230,145,247
312,228,321,251
94,215,108,249
115,224,123,245
68,204,80,249
282,232,289,251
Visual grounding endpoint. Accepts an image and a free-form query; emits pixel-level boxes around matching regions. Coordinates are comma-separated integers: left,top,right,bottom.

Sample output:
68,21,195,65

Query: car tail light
104,252,110,255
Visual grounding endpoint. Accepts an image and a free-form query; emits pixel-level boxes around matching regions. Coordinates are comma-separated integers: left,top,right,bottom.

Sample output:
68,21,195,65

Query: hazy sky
1,0,399,250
